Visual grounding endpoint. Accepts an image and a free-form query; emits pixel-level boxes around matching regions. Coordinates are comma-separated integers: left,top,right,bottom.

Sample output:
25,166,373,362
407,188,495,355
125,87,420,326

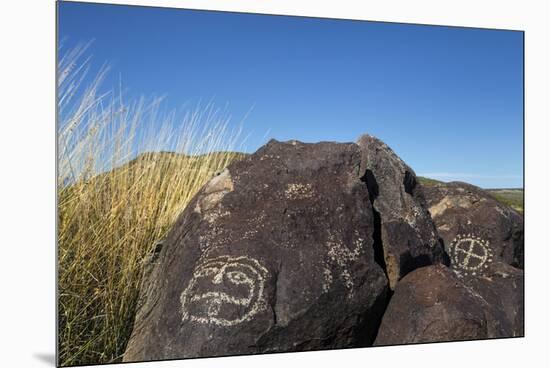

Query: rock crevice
123,134,523,362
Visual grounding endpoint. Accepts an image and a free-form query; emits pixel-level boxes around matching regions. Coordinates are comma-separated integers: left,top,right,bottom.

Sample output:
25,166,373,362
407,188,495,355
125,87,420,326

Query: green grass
487,189,524,214
417,176,444,187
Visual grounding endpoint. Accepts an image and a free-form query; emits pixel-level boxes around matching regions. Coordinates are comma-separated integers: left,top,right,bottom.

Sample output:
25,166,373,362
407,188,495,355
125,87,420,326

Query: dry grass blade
57,47,246,366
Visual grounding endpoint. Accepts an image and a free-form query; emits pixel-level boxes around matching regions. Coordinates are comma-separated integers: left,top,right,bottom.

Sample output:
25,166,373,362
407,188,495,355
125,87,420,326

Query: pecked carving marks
124,139,390,361
285,183,314,200
449,234,493,277
180,255,269,327
423,181,524,269
325,231,366,298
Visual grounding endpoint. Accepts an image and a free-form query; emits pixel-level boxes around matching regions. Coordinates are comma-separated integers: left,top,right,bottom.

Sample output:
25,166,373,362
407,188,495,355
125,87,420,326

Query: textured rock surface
124,136,524,361
461,261,524,337
124,140,389,361
375,265,489,345
356,135,448,289
374,264,523,345
423,181,524,270
420,181,524,339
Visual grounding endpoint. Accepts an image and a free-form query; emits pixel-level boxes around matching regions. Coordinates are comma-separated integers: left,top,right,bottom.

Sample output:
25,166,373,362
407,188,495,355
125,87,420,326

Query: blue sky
58,2,524,188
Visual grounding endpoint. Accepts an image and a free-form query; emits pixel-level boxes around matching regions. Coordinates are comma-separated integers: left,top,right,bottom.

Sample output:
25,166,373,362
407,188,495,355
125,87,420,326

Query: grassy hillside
57,46,248,366
487,189,524,214
59,150,246,366
417,176,445,187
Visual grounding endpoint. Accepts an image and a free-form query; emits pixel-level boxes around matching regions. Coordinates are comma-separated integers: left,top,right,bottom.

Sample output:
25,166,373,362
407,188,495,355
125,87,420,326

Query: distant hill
85,159,524,215
79,151,249,185
124,151,249,172
109,162,525,214
418,176,523,214
417,176,445,187
486,188,524,214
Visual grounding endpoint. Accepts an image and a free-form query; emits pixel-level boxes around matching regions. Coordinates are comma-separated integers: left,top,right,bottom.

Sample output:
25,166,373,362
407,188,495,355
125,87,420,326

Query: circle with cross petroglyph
450,234,493,276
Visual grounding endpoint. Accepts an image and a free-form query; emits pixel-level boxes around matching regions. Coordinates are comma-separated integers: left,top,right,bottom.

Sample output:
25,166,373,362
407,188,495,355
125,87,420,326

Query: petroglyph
285,183,314,200
202,208,230,225
181,256,269,327
449,234,493,276
259,154,280,161
322,267,333,293
494,205,510,218
325,231,365,298
405,205,420,227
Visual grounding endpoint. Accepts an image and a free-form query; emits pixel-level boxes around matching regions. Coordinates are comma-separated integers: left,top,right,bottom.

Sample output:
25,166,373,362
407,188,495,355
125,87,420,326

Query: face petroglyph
180,256,269,327
449,234,493,276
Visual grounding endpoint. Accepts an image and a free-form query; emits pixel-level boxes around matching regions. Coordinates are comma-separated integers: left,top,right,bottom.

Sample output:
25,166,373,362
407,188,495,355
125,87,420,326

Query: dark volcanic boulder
423,181,524,271
463,261,524,337
374,180,525,345
374,264,523,345
356,135,448,289
124,140,389,362
375,265,489,344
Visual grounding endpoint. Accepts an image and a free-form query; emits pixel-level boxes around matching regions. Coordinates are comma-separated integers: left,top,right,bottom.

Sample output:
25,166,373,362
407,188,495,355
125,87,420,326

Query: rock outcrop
374,264,523,345
123,135,523,362
356,135,448,289
376,181,524,345
375,265,492,345
462,261,524,337
423,181,524,270
124,140,391,361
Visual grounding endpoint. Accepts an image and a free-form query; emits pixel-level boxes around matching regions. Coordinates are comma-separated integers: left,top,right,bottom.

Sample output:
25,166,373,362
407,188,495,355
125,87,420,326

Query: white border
1,1,549,368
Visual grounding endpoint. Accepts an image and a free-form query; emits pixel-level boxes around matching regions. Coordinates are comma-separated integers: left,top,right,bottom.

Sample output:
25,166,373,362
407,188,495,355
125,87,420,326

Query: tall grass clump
57,44,245,366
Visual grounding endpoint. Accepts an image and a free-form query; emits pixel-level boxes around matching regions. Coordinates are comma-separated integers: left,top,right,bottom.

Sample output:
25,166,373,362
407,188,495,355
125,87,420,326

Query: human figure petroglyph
324,230,365,298
450,234,493,276
180,255,269,327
